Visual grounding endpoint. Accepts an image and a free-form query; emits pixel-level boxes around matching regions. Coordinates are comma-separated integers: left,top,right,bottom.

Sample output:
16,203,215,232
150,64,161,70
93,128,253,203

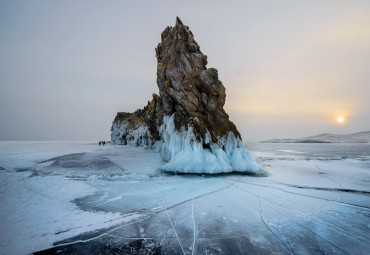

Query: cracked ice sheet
0,172,142,255
0,142,151,255
1,142,370,255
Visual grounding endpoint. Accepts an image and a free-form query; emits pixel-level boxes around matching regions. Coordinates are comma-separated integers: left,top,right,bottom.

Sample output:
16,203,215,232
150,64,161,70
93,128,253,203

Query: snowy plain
0,141,369,255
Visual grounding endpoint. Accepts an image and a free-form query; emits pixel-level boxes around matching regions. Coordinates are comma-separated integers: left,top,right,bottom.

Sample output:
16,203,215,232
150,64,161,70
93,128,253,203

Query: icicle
159,114,263,174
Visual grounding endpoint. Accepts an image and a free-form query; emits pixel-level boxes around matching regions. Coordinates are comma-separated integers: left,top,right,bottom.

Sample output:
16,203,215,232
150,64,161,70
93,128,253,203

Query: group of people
99,141,106,146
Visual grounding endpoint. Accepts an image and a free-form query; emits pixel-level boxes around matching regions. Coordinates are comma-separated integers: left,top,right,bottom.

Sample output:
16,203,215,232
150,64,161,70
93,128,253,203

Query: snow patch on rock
111,120,154,148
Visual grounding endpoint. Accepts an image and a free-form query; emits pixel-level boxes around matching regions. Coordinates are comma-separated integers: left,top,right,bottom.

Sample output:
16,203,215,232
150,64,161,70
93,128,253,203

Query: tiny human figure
99,141,101,146
103,141,106,146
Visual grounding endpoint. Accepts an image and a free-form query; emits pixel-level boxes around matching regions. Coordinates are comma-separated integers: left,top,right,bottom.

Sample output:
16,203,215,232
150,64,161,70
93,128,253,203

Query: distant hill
261,131,370,143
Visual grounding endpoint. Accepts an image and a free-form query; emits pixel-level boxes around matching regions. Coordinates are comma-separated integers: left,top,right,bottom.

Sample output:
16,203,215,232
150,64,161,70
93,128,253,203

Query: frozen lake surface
0,141,369,255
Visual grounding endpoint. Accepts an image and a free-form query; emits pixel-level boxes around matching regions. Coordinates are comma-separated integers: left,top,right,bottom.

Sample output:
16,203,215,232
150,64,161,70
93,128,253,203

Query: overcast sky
1,0,369,141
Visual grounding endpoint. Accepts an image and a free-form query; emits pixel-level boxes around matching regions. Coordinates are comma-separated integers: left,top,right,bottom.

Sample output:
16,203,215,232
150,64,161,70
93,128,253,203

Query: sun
337,116,344,124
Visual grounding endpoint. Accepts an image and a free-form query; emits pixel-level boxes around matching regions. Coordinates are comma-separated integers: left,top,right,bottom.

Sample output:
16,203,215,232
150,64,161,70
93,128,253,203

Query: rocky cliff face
111,17,262,174
111,93,163,147
155,17,240,144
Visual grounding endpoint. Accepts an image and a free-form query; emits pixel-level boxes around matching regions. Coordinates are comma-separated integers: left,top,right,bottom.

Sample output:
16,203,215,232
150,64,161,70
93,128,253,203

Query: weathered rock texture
111,17,262,173
155,17,240,144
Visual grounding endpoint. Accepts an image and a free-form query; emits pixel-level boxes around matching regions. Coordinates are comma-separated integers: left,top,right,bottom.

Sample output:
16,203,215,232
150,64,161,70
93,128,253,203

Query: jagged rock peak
176,16,183,26
111,17,262,174
155,17,240,144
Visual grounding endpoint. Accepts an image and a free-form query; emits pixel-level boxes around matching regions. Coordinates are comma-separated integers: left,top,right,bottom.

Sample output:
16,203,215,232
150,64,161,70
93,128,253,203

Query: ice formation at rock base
112,115,262,174
111,118,156,149
160,115,262,174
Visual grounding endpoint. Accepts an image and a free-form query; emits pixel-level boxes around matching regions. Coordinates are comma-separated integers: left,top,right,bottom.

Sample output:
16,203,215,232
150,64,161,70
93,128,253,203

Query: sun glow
337,116,345,124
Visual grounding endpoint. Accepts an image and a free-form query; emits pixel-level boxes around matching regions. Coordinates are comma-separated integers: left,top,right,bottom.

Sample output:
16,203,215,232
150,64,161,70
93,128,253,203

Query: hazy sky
1,0,369,141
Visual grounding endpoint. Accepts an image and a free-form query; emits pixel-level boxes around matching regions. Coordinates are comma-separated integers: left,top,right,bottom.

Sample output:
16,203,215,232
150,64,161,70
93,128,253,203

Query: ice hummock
159,115,262,174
